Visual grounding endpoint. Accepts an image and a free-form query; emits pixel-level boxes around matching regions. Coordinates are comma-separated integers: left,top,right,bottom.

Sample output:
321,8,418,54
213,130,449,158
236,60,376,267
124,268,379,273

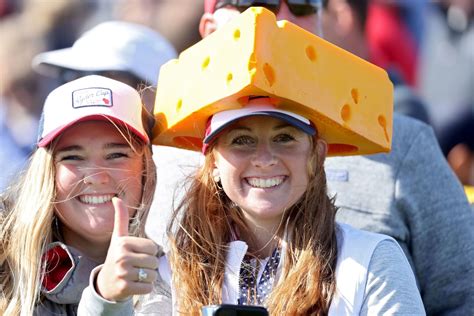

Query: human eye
55,153,83,162
106,151,130,160
273,133,296,143
231,135,255,146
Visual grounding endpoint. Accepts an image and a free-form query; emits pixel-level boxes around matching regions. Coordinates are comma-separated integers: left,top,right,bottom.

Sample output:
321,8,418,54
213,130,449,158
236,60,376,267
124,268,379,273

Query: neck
242,216,282,258
62,231,110,262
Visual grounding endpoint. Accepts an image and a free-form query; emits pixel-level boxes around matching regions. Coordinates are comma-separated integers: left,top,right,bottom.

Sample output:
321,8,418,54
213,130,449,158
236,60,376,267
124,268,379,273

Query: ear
199,13,218,38
212,168,221,183
447,143,470,184
316,138,328,162
332,0,356,35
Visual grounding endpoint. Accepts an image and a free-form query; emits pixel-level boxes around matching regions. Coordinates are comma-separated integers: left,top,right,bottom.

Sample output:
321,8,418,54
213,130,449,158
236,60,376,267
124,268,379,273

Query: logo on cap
72,88,113,108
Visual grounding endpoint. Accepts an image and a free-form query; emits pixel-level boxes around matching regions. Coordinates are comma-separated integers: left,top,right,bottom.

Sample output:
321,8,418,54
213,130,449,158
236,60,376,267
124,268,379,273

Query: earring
212,169,220,183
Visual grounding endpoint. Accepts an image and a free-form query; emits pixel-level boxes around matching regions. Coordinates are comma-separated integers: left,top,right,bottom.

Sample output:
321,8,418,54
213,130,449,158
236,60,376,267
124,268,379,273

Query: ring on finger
137,268,148,283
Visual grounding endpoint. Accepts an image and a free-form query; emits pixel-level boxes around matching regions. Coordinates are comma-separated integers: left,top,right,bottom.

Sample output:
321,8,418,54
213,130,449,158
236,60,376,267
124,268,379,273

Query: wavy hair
0,123,156,316
168,136,338,315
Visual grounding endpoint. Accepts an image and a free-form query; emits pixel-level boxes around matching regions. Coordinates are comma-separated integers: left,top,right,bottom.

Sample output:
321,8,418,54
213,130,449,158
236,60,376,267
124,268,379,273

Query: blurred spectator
439,111,474,203
0,0,15,18
366,0,427,87
32,20,177,112
113,0,204,53
418,0,474,136
323,0,430,124
0,0,94,191
322,0,474,313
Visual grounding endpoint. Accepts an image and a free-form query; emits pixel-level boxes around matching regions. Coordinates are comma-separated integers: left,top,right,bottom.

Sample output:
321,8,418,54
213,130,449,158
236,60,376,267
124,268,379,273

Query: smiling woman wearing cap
0,75,159,315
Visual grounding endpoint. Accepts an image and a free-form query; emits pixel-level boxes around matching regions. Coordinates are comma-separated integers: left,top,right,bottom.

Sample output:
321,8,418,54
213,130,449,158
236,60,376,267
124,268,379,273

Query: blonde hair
0,124,156,315
168,136,338,315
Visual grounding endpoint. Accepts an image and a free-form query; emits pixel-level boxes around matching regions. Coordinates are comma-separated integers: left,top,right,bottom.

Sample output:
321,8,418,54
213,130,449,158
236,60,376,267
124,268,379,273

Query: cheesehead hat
153,7,393,156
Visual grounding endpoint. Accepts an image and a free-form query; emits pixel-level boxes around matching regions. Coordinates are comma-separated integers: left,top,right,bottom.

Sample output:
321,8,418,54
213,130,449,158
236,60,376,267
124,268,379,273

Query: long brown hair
168,136,338,315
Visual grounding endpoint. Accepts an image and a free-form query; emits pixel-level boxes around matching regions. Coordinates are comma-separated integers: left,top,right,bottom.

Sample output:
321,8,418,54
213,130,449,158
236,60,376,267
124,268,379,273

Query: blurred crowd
0,0,473,201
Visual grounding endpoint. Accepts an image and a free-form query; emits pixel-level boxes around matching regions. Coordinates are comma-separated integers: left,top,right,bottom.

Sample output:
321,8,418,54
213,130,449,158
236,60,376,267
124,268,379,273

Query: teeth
79,195,114,205
247,176,285,188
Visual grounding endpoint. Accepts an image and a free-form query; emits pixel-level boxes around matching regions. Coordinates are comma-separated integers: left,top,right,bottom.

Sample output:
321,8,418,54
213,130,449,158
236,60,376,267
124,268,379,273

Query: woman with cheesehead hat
150,97,424,315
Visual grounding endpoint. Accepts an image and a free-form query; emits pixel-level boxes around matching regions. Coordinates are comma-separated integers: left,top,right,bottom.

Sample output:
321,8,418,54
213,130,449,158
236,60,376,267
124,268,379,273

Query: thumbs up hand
95,197,159,301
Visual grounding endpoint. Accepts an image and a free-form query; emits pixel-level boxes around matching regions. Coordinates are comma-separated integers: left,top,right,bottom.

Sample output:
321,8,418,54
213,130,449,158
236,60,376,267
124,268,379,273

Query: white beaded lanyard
238,246,281,305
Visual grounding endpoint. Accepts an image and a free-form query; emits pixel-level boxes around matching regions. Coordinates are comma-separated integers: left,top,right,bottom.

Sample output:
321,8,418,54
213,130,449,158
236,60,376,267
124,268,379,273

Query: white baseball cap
32,21,177,85
202,97,316,153
37,75,149,147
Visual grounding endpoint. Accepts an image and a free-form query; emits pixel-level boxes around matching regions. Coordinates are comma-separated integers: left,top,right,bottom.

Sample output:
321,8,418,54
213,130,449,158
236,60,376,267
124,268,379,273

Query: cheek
291,149,312,186
213,9,240,29
55,165,80,195
295,16,320,35
117,160,145,198
215,161,241,194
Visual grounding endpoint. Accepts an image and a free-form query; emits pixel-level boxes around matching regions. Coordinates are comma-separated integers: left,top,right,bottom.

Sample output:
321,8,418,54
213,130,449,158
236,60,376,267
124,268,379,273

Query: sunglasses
215,0,322,17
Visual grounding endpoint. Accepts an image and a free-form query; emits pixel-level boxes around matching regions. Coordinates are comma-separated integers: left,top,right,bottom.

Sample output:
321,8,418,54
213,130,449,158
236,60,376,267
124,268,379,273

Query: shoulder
332,224,425,315
336,223,392,250
325,114,436,170
331,224,399,314
367,238,410,271
361,239,425,315
393,113,430,135
42,242,99,304
390,114,438,157
335,223,395,281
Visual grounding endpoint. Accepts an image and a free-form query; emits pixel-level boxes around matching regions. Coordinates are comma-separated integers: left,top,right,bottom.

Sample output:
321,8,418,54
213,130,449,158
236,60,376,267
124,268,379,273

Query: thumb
112,196,129,238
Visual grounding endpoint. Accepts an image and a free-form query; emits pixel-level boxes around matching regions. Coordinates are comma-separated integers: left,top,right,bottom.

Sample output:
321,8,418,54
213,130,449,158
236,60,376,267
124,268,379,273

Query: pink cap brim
37,114,149,147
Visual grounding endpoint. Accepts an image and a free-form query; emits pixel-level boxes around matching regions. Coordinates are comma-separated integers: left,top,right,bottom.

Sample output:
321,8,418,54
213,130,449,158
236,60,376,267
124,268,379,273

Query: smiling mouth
246,176,286,188
78,194,116,205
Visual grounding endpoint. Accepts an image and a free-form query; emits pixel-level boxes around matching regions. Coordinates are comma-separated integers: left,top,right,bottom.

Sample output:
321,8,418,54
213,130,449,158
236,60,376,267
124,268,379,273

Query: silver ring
137,268,148,283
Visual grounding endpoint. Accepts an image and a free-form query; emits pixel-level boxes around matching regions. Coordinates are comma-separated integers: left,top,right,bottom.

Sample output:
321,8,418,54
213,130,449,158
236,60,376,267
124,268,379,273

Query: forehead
223,115,303,133
213,1,322,31
54,120,128,146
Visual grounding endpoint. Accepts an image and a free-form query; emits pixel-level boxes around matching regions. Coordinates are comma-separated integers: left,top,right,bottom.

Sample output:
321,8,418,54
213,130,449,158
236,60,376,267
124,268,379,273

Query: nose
251,142,277,168
82,165,110,185
276,2,296,22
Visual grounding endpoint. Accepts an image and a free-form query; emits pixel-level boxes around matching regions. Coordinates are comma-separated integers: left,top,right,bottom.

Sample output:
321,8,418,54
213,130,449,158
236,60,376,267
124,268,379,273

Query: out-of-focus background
0,0,204,188
1,0,473,212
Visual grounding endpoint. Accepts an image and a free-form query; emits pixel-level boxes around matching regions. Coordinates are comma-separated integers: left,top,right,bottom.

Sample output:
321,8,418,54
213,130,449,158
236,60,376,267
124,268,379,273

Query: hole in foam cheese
152,7,393,156
305,45,317,62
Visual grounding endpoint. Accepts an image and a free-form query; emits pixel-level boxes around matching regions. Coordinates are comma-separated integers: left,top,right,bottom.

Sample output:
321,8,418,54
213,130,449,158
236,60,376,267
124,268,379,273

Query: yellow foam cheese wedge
153,7,393,156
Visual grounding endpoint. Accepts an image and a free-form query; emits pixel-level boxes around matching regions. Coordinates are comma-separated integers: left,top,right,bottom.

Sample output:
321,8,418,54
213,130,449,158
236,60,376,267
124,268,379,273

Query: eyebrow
228,126,251,132
230,123,294,132
104,143,131,149
56,145,82,153
56,142,130,153
274,123,295,130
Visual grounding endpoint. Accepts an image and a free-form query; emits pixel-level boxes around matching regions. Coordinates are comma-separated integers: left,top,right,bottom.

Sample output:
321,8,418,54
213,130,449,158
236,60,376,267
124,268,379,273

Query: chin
249,205,286,218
